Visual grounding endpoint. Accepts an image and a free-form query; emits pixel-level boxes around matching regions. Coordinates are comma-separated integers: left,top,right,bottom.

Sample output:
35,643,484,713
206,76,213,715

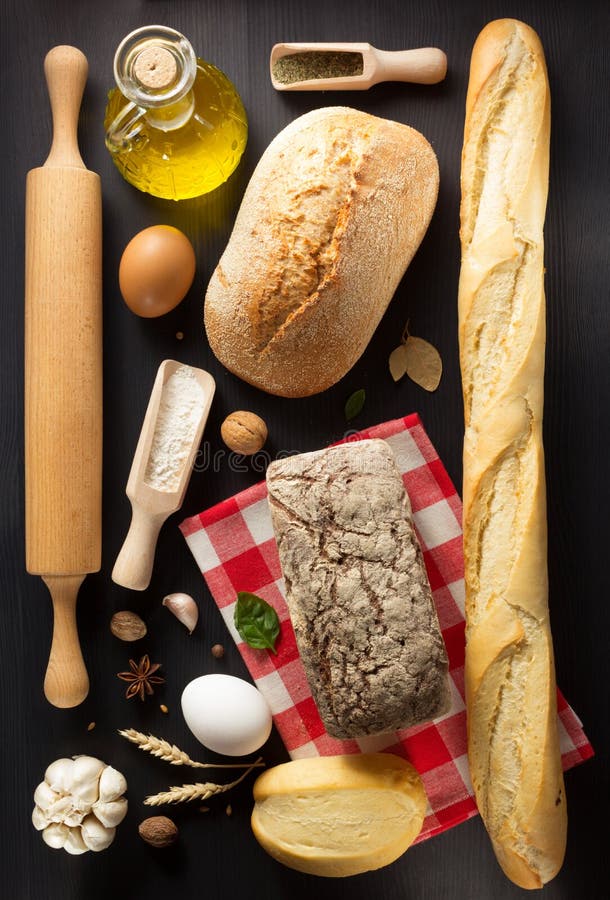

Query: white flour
144,365,205,492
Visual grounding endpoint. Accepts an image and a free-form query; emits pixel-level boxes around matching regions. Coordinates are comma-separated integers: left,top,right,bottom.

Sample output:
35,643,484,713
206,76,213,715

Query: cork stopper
112,26,197,109
133,46,177,89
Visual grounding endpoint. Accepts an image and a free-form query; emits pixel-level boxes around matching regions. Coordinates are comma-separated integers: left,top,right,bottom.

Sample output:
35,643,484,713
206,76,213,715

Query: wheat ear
118,728,265,769
143,757,263,806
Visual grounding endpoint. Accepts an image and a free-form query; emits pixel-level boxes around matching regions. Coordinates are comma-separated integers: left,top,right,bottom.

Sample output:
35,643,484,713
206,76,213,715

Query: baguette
205,107,438,397
458,20,566,889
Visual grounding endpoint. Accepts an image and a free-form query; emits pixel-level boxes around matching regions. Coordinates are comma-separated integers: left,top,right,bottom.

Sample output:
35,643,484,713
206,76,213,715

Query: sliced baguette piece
251,753,426,877
458,19,566,889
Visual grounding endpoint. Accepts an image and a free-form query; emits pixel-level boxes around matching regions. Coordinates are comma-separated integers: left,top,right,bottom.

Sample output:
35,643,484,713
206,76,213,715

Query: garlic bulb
32,755,127,854
162,592,199,634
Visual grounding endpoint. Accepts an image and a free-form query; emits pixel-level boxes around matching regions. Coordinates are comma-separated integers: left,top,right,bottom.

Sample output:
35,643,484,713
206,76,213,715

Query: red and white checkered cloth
180,413,593,842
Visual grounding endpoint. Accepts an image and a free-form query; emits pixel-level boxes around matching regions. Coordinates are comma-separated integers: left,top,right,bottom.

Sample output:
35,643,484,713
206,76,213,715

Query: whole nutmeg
110,611,147,642
138,815,178,848
221,411,268,456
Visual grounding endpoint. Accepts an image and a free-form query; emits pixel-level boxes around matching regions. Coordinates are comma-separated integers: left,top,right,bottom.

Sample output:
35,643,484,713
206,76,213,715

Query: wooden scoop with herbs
270,42,447,91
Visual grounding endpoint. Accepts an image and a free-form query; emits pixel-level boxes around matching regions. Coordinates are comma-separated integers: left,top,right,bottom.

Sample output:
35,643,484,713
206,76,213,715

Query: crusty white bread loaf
458,19,566,889
205,107,438,397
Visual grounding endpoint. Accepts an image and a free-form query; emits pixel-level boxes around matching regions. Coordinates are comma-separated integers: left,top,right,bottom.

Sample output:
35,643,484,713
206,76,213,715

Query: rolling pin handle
43,45,88,169
112,504,166,592
42,575,89,708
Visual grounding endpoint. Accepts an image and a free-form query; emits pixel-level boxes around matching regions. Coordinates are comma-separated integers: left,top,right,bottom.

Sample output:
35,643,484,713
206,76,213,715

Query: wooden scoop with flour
112,360,215,592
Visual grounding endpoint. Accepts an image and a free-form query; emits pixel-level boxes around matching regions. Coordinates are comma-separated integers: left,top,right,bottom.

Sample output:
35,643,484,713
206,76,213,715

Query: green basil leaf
234,592,280,654
345,388,365,421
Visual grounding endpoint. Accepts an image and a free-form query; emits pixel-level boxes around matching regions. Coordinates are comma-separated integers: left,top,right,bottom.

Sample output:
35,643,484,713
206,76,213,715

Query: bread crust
205,107,438,397
458,19,567,889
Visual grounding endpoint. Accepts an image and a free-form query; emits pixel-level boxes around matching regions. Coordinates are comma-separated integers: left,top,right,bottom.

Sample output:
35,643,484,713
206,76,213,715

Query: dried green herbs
272,51,364,84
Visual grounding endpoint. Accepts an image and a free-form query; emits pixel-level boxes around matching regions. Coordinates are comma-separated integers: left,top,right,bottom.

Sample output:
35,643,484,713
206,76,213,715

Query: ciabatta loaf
458,19,566,889
205,107,438,397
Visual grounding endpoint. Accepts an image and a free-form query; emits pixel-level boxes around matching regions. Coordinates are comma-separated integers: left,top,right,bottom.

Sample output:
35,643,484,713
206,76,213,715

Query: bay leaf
389,344,409,382
404,336,442,391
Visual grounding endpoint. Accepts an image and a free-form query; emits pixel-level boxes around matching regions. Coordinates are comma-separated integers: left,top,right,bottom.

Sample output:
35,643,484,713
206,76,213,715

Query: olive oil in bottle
104,26,247,201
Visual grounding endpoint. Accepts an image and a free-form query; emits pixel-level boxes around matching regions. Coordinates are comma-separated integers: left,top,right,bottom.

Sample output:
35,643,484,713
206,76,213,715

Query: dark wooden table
2,1,608,897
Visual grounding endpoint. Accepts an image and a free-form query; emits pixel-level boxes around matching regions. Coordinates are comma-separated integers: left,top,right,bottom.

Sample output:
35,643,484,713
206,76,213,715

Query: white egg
181,674,272,757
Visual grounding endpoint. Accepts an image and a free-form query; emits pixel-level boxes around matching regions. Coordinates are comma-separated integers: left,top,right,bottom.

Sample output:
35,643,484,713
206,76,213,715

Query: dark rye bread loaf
266,440,450,739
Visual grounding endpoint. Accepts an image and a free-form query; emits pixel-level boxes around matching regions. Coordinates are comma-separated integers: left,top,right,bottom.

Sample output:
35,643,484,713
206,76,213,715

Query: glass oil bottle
104,26,248,200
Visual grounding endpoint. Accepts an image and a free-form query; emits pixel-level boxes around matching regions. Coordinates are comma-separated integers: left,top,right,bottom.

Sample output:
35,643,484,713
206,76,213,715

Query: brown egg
119,225,196,317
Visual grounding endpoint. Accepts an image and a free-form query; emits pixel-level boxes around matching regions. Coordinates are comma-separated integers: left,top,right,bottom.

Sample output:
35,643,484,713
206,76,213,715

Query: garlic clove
71,782,99,806
98,765,128,802
45,758,74,794
71,794,93,816
46,796,74,823
71,756,105,804
162,592,199,634
32,806,50,831
71,755,105,785
64,827,89,855
42,822,70,850
63,807,86,828
34,781,59,810
92,798,128,828
81,814,115,852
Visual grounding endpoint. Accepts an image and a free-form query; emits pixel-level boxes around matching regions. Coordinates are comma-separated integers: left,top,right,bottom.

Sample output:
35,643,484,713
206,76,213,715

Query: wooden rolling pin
25,46,102,708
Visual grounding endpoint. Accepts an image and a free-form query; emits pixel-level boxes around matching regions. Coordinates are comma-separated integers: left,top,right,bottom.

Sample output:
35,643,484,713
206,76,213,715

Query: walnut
221,411,268,455
110,611,147,642
138,815,178,848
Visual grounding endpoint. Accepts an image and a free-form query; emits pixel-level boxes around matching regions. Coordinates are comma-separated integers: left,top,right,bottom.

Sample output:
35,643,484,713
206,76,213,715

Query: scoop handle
44,45,88,168
374,47,447,84
42,575,89,708
112,503,167,592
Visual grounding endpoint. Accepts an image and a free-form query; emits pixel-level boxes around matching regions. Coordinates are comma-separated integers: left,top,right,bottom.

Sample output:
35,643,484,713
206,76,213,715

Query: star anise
117,655,164,701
